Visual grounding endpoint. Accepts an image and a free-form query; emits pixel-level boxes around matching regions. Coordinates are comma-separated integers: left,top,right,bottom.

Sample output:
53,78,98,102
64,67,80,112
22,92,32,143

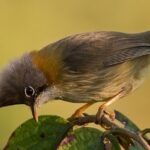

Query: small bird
0,31,150,122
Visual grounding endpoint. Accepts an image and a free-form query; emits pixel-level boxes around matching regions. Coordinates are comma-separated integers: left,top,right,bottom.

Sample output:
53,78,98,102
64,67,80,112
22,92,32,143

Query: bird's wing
41,31,150,72
103,45,150,67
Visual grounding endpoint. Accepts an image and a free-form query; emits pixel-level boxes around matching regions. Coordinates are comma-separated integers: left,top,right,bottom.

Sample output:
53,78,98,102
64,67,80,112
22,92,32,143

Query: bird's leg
96,92,123,125
69,102,95,119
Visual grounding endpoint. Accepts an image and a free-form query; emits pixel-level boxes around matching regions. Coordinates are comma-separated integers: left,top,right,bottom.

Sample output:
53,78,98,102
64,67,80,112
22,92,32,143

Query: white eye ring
24,86,35,98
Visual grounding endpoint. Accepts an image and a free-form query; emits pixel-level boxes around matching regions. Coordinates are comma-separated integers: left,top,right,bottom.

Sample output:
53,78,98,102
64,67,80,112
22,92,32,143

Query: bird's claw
95,107,105,124
95,106,115,128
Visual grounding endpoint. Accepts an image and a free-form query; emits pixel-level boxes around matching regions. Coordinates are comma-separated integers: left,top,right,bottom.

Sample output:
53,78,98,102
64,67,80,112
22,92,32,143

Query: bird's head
0,53,62,121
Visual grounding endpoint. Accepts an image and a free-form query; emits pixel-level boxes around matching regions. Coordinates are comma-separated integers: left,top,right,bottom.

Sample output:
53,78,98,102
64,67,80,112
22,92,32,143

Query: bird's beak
29,86,61,122
31,104,39,122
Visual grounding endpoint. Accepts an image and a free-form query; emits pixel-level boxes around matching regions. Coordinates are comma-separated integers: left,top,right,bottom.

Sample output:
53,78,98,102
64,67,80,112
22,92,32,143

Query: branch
69,114,150,150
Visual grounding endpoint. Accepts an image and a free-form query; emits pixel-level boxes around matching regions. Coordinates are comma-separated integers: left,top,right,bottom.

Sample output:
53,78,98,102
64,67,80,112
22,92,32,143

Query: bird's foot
68,110,84,122
95,105,115,129
67,102,94,122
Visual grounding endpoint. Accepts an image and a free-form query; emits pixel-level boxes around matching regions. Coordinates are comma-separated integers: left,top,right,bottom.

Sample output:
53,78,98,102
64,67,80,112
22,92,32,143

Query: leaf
128,143,145,150
115,111,145,150
115,110,140,132
58,127,121,150
4,115,72,150
5,112,147,150
106,134,122,150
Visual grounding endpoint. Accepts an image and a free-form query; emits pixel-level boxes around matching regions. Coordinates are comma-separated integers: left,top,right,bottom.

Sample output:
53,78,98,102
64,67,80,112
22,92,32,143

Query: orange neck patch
30,50,63,84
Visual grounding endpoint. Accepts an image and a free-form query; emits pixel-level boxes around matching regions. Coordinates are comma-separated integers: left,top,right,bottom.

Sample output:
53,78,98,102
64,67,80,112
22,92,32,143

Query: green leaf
115,111,145,150
128,143,145,150
4,115,72,150
115,110,140,132
5,112,146,150
102,134,121,150
58,127,121,150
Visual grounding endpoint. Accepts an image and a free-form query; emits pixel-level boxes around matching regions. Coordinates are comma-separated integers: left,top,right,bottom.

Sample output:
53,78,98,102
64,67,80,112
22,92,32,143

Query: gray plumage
0,54,48,106
58,31,150,71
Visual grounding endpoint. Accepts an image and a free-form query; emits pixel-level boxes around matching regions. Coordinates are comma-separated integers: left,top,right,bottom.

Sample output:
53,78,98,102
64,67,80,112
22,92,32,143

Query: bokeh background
0,0,150,149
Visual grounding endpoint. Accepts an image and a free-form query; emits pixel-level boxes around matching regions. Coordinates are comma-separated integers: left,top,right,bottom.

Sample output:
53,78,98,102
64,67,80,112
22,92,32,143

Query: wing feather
40,31,150,72
103,46,150,67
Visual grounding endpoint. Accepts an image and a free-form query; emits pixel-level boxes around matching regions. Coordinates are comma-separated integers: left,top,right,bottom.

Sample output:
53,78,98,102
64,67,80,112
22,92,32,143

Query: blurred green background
0,0,150,149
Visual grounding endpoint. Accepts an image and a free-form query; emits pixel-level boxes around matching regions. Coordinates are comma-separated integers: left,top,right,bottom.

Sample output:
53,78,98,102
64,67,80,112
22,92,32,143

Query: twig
141,128,150,136
70,114,150,150
141,128,150,145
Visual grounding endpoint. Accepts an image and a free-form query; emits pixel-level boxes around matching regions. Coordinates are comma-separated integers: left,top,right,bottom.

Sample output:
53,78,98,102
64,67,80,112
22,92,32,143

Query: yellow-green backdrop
0,0,150,149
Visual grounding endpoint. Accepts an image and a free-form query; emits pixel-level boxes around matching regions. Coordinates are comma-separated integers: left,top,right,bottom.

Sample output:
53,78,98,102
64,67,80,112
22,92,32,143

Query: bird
0,31,150,122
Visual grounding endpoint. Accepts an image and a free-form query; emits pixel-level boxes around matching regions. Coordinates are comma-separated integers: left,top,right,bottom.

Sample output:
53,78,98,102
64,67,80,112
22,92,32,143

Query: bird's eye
24,86,35,98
